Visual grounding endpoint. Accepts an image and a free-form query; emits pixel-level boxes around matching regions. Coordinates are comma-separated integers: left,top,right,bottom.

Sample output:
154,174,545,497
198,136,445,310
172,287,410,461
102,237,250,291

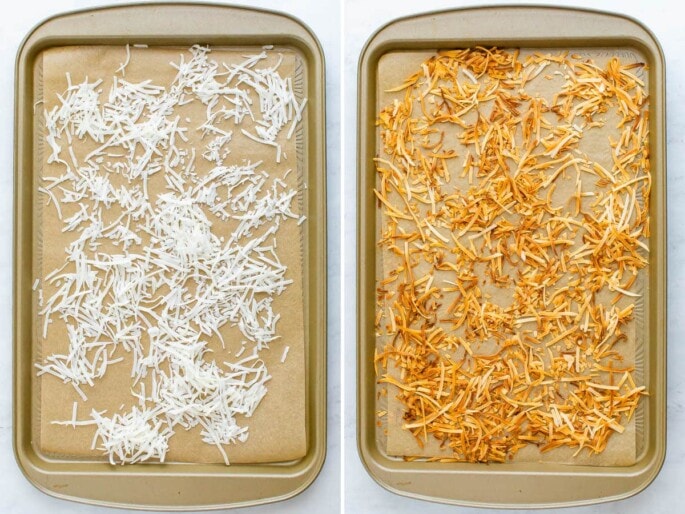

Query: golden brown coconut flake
375,47,649,463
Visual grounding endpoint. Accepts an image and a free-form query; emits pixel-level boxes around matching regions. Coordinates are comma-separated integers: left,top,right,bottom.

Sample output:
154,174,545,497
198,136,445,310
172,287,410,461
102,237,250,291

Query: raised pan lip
357,3,666,70
356,3,666,509
13,1,327,510
15,1,326,70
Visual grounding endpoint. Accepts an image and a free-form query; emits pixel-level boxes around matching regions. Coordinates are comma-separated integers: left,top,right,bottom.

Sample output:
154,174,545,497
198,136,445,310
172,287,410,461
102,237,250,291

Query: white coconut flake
36,44,307,465
116,44,131,76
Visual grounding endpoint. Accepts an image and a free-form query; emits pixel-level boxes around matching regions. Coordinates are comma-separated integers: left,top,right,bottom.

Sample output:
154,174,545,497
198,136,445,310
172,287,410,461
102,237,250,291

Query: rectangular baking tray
357,5,665,508
14,2,326,510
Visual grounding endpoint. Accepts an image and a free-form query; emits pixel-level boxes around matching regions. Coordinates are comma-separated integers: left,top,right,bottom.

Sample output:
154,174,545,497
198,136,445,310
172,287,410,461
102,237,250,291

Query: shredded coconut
280,345,290,363
35,45,305,465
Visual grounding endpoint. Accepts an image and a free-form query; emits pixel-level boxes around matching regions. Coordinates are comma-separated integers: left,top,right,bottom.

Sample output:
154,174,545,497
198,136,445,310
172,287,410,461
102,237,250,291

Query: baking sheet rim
14,2,327,510
356,4,666,509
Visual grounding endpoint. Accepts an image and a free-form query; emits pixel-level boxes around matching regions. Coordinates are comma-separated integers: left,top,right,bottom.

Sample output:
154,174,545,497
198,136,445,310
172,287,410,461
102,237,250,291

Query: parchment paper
376,48,649,466
34,45,307,464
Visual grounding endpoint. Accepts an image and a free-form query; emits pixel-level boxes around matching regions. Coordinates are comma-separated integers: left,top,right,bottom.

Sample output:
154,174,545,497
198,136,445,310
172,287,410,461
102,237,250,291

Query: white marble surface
342,0,684,512
0,0,340,513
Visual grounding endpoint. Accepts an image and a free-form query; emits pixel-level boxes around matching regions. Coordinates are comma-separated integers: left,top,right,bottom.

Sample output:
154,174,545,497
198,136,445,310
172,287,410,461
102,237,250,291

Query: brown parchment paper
34,45,307,464
376,48,649,466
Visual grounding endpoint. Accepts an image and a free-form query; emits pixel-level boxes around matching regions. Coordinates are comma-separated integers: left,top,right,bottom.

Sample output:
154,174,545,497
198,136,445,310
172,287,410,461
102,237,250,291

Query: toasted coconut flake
375,47,649,463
